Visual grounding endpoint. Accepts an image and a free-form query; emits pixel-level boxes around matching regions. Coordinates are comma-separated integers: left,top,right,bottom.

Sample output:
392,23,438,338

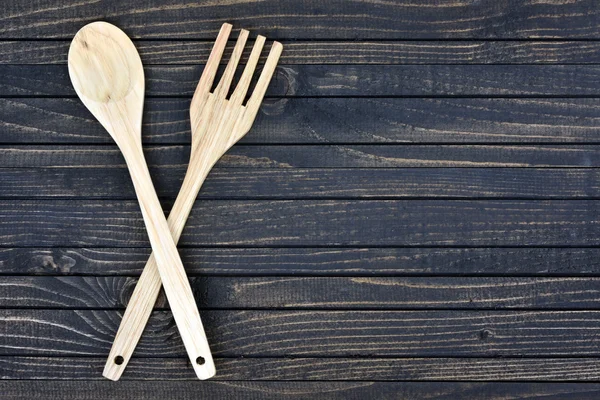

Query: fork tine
195,23,232,95
213,29,249,97
246,41,283,112
229,35,266,105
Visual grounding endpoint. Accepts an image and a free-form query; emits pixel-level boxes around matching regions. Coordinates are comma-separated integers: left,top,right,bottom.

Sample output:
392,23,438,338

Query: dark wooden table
3,1,600,398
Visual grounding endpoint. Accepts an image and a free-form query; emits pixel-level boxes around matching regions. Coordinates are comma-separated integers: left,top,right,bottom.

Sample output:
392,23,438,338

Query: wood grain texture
1,0,600,39
6,309,600,357
4,0,600,392
2,247,599,276
5,97,600,145
6,145,600,168
7,167,600,199
6,40,600,65
5,356,600,381
4,276,600,310
4,381,600,400
2,199,600,247
8,65,600,96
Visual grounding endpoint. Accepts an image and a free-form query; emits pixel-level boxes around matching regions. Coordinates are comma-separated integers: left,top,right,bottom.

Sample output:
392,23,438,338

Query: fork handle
103,156,212,381
103,148,214,381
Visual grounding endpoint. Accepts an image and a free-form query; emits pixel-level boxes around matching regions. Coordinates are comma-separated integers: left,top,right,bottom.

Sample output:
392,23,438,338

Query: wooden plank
1,0,599,39
2,247,598,276
4,97,600,145
4,309,600,357
6,65,600,97
5,356,600,381
2,199,600,247
5,167,600,200
3,381,600,400
5,145,600,168
5,40,600,65
3,276,600,310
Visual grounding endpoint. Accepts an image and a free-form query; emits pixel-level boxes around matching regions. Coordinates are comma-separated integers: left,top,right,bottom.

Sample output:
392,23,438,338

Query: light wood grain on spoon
68,21,215,381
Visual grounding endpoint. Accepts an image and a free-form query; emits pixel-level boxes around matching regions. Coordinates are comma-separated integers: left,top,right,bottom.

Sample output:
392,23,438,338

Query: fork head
189,23,282,163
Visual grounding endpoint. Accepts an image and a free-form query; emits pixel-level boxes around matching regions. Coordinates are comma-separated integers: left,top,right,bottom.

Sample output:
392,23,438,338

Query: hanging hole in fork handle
196,356,206,365
114,355,124,365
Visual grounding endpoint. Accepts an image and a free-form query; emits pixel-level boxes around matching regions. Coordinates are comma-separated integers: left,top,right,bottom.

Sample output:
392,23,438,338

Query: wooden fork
103,23,282,381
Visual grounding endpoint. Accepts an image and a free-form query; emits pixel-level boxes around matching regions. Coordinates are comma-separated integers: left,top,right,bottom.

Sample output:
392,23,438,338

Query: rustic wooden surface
2,0,600,398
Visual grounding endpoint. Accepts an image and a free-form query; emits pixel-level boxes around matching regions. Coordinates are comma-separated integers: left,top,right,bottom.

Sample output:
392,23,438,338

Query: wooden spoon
68,21,215,380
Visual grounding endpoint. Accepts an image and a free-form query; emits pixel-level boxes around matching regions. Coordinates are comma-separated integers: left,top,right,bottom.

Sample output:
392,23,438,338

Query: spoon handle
103,159,212,381
107,148,215,380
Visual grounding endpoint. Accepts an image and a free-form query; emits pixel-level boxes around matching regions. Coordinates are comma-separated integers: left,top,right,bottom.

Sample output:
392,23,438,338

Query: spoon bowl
68,21,144,148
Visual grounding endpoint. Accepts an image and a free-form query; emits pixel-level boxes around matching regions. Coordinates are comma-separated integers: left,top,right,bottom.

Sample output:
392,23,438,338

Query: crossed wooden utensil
68,21,282,380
